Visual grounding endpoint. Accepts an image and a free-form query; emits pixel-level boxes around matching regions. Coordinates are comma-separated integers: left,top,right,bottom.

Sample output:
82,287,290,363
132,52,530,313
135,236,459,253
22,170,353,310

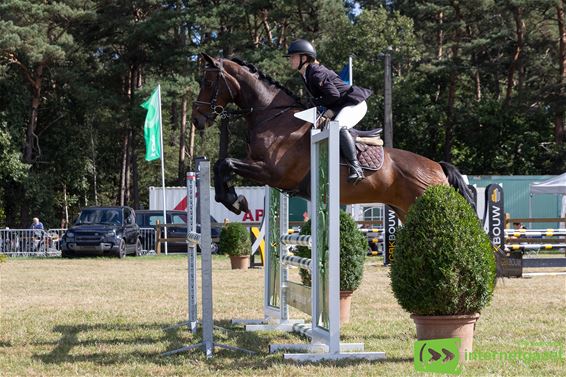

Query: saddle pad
356,136,383,146
339,144,384,172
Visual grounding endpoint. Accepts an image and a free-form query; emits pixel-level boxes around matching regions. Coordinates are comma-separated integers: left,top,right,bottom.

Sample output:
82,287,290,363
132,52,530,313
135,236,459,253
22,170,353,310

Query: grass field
1,255,564,376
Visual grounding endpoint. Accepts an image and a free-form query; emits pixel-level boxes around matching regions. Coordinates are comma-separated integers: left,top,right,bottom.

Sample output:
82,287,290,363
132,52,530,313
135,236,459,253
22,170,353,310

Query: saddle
342,128,384,172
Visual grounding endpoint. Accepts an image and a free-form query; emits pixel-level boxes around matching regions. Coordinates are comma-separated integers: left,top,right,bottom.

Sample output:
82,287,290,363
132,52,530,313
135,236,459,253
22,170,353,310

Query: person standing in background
31,217,44,230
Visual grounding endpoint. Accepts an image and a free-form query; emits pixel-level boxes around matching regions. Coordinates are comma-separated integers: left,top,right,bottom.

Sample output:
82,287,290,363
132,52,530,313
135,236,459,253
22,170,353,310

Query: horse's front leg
214,158,273,215
213,160,246,215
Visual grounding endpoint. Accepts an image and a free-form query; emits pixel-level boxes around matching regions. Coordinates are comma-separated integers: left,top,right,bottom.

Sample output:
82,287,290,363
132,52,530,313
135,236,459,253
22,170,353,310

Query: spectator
512,222,527,231
31,217,44,230
511,221,527,239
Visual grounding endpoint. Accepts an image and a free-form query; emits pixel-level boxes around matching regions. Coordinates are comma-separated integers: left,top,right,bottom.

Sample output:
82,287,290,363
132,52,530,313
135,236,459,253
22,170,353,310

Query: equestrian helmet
286,39,316,58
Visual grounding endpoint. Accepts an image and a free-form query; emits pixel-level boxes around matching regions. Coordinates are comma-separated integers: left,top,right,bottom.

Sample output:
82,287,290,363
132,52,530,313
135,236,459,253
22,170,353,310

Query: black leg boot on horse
339,128,364,184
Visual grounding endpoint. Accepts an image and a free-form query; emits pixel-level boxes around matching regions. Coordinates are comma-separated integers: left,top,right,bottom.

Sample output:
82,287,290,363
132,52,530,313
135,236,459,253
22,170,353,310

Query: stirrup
347,167,364,184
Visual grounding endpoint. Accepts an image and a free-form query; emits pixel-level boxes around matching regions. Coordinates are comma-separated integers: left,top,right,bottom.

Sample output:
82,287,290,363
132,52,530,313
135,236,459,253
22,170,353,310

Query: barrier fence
0,229,61,257
1,227,157,257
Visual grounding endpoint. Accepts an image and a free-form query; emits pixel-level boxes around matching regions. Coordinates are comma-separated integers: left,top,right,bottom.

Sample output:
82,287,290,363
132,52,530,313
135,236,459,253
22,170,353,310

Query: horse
191,53,473,222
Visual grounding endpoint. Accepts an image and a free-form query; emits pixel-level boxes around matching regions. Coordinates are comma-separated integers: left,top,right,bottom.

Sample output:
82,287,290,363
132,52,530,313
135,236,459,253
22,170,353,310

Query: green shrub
390,185,496,316
219,223,251,256
295,210,366,292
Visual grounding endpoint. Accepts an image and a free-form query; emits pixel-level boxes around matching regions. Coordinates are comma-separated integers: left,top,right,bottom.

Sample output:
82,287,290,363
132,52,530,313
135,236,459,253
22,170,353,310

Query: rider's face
288,54,301,70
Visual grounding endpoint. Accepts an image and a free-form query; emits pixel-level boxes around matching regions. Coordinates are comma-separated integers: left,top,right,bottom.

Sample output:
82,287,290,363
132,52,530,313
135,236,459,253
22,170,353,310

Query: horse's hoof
227,204,242,215
236,195,250,213
225,195,249,215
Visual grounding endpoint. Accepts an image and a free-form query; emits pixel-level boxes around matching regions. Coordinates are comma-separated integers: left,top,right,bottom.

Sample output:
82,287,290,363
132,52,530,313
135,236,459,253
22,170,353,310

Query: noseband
193,59,252,120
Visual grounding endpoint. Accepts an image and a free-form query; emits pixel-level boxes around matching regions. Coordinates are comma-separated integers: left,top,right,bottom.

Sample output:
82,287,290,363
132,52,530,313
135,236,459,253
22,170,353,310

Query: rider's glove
317,109,335,129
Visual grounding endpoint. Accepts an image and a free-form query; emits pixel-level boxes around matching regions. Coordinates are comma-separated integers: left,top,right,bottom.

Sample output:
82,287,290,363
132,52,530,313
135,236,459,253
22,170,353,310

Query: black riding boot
339,128,364,184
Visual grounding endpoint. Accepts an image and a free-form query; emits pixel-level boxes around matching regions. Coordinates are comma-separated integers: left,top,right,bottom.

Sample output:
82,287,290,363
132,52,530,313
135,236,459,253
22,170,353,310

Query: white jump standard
162,161,253,358
234,120,386,362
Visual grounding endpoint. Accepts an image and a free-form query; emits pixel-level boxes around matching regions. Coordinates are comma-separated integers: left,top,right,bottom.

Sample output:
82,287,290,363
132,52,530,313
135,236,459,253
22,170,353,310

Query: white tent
529,172,566,227
530,172,566,194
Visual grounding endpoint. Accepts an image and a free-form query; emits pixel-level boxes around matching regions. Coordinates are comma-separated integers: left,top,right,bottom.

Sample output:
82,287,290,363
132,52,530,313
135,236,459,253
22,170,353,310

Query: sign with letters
384,205,400,266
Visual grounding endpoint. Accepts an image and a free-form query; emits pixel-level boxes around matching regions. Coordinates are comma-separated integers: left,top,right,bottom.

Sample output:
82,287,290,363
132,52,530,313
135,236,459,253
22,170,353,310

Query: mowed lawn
0,255,564,377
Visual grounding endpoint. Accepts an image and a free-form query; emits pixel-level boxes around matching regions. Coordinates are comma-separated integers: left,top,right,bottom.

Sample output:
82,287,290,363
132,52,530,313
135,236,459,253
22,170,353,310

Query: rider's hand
322,109,335,119
318,116,330,129
317,109,335,129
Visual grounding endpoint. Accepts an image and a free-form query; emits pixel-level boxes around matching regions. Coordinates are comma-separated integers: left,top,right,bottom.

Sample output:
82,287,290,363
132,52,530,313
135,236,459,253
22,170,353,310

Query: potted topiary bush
295,210,366,324
219,222,252,270
390,185,496,361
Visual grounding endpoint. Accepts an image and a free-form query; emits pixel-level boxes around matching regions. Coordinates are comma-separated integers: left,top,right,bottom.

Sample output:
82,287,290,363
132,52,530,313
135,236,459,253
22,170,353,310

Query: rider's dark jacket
302,63,372,113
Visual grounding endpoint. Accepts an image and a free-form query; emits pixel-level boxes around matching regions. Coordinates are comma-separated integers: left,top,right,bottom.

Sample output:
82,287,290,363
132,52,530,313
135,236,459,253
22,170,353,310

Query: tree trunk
63,183,69,226
434,11,444,102
90,125,98,206
505,6,525,104
24,64,45,163
556,1,565,145
474,69,482,101
444,46,459,162
125,130,132,206
260,9,273,46
119,132,129,206
131,129,139,209
436,11,444,60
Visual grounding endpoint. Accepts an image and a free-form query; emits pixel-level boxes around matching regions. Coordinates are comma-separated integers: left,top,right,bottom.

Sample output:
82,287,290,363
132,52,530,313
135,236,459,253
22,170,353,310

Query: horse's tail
439,161,476,210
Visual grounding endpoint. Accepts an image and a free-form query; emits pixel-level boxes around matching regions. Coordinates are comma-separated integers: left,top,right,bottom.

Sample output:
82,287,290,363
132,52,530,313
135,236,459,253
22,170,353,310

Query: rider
285,39,372,184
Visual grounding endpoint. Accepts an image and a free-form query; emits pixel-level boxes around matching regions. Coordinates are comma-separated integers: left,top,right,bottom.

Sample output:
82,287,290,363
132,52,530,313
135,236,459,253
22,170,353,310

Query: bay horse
191,53,473,222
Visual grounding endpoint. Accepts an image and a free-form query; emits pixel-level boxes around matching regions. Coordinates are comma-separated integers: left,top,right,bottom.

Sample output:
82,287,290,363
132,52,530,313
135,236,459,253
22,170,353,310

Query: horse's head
192,53,239,130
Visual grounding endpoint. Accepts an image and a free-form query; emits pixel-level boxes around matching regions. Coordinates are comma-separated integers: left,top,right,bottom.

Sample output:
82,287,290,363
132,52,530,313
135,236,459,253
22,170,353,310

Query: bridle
193,58,306,132
192,57,309,158
193,59,252,120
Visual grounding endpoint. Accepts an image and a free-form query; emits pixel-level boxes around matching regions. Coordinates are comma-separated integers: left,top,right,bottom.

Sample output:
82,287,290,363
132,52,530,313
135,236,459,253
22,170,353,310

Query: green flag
141,86,161,161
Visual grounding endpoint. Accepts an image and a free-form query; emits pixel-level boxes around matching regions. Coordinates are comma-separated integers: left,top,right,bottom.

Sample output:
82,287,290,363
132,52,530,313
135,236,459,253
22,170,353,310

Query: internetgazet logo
465,341,564,362
414,338,564,374
414,338,461,375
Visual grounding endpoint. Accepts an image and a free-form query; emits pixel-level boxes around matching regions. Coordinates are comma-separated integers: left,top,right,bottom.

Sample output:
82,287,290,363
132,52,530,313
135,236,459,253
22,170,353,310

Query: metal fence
0,229,61,257
0,227,158,257
139,227,157,255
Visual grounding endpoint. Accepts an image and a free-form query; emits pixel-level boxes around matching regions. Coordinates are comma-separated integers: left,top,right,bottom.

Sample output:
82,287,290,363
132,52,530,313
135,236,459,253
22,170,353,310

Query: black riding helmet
285,39,316,59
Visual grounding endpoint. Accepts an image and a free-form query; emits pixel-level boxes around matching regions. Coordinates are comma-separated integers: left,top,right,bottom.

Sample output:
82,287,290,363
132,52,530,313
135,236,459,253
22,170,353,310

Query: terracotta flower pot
411,313,480,361
229,255,250,270
339,291,354,324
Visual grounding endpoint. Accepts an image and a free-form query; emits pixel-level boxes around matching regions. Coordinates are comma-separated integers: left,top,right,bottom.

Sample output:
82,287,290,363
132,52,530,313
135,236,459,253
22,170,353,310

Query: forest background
0,0,564,228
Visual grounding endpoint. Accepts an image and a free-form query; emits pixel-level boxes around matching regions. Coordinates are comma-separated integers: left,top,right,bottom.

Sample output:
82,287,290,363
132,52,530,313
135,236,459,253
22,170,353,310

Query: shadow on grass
33,319,390,370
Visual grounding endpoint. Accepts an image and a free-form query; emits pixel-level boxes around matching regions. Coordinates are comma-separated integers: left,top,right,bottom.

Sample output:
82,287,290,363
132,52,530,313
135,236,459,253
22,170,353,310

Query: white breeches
334,100,367,129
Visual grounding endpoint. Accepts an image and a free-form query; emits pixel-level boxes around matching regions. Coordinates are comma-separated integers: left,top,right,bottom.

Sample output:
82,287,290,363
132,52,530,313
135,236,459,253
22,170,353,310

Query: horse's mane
229,57,301,103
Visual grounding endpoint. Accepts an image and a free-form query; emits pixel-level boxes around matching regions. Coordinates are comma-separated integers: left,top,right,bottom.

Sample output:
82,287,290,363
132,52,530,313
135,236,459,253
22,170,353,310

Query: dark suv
135,210,220,253
61,206,141,258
